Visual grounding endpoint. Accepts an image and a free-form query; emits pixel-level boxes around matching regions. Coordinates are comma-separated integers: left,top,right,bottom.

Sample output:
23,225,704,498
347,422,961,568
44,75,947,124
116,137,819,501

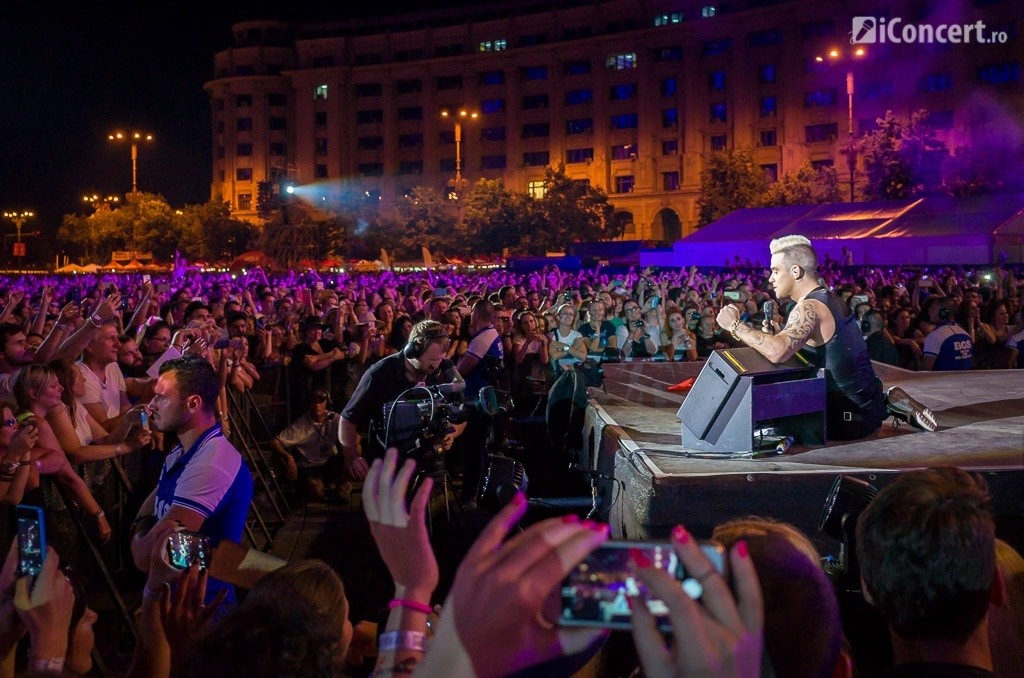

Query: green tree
393,187,458,260
861,109,947,200
460,179,537,256
696,148,766,226
761,162,842,206
534,165,617,252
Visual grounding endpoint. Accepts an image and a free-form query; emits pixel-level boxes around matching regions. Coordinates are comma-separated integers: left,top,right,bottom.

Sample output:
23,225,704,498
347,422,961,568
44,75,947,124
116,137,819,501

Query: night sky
0,2,474,239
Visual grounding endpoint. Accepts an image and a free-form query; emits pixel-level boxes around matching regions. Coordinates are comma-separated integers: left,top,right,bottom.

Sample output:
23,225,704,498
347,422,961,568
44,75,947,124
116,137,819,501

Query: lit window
710,103,727,123
662,172,680,190
702,6,716,18
654,12,684,26
238,193,252,210
478,39,507,52
606,52,638,70
314,84,328,100
528,180,546,198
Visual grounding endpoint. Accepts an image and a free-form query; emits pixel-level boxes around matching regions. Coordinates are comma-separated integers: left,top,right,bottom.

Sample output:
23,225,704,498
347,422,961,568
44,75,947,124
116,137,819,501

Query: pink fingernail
561,514,580,524
672,525,689,543
736,540,749,558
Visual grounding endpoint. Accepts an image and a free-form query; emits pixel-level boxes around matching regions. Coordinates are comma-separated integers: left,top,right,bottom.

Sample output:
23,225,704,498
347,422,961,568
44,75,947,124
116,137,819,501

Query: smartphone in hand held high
559,540,725,630
16,504,46,579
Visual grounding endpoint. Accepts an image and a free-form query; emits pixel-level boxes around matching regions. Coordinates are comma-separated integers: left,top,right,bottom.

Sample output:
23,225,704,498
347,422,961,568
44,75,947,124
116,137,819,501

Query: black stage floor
581,359,1024,554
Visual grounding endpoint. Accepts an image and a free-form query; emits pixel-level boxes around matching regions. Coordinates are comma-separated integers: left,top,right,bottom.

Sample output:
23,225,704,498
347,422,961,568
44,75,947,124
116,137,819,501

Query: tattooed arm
732,299,819,363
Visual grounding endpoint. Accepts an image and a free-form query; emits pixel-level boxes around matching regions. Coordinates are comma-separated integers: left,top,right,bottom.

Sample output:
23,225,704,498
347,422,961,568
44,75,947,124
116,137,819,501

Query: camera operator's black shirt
341,352,458,455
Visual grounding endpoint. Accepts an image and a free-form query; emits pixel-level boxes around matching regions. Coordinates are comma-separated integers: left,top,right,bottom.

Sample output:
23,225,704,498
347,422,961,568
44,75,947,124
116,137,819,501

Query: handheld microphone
762,301,775,334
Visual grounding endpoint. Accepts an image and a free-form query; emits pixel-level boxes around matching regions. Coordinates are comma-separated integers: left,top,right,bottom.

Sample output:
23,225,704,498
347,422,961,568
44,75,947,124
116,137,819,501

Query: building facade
204,0,1021,240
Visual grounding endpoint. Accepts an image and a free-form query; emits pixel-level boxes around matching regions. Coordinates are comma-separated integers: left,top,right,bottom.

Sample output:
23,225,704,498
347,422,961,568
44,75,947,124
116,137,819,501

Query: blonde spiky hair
769,235,817,273
769,235,812,255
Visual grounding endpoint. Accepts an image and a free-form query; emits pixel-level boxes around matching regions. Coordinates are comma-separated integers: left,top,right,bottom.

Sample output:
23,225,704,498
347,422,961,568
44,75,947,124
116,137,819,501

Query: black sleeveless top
798,287,879,407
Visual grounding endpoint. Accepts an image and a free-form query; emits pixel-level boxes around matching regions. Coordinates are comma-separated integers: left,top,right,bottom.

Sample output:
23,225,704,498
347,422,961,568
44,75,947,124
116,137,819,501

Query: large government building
204,0,1020,240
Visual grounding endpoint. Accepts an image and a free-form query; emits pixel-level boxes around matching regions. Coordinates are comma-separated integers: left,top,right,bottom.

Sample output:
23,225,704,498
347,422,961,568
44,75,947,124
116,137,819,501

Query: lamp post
82,194,121,211
2,210,33,259
441,108,478,199
108,130,154,194
815,47,867,202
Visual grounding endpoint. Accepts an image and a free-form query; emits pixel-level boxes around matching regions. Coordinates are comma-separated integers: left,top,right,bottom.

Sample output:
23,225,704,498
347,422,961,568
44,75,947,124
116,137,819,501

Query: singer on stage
716,235,935,439
340,320,465,478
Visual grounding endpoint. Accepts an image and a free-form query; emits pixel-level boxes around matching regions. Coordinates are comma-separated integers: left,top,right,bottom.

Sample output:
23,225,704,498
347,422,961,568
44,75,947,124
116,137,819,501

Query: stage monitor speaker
676,347,826,454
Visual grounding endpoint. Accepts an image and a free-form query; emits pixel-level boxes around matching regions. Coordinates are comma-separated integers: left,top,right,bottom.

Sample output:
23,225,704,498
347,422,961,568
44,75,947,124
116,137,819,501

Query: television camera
380,382,510,475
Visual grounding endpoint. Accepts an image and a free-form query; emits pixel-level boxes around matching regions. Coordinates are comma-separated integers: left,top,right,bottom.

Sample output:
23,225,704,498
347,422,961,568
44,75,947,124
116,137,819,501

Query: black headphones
937,301,952,322
403,322,450,365
860,310,880,334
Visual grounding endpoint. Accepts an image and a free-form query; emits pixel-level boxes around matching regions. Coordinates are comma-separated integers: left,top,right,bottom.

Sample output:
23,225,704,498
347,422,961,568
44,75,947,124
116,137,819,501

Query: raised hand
420,500,610,677
630,526,763,678
362,448,437,601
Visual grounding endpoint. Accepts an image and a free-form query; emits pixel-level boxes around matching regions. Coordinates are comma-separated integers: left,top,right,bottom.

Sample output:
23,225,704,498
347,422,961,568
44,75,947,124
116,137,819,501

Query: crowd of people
0,250,1020,676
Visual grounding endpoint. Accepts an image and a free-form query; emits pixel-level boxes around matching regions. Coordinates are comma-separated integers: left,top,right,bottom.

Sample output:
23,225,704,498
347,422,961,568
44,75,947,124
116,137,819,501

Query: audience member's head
856,467,998,651
713,515,820,566
717,532,846,678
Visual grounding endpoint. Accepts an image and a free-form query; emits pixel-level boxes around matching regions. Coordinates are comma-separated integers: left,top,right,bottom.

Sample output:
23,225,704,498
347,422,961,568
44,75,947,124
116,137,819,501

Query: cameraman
340,320,464,480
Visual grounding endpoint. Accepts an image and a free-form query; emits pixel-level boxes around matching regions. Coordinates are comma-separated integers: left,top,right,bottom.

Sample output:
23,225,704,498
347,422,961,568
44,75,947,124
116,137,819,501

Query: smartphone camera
166,530,211,570
559,541,725,630
16,505,46,579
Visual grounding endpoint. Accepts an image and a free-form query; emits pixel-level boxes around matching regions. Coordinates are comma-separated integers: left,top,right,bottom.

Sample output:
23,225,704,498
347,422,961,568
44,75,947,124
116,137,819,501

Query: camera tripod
407,446,469,536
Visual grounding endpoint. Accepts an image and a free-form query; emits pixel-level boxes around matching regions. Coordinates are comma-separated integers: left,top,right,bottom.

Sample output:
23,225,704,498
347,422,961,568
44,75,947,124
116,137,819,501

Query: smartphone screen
142,274,152,284
167,530,211,569
723,290,742,302
16,505,46,578
559,541,724,630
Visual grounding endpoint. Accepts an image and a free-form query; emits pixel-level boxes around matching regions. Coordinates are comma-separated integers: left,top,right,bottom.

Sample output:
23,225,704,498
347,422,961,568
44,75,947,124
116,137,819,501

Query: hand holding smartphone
166,530,210,570
16,505,46,579
559,540,725,630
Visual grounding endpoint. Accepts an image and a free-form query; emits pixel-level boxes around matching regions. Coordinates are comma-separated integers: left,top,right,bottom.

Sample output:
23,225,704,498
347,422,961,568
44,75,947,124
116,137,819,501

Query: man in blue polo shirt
130,355,253,605
922,299,973,371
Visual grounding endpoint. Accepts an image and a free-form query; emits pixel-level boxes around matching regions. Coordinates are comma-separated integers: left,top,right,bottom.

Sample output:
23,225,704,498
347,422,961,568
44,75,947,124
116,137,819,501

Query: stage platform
580,359,1024,553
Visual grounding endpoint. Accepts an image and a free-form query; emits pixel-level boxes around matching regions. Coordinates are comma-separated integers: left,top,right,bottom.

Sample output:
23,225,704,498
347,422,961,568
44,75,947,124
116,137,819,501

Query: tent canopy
642,193,1024,268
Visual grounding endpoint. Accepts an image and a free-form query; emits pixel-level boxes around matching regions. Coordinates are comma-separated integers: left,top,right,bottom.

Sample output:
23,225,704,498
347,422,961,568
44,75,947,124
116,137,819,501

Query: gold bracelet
730,319,744,342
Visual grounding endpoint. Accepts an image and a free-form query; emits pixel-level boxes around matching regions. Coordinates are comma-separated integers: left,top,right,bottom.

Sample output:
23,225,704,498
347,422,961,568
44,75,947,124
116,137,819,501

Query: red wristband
388,598,433,615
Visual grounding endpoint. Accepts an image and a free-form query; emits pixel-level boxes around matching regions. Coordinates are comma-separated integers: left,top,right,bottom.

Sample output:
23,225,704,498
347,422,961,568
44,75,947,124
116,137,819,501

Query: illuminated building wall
205,0,1021,240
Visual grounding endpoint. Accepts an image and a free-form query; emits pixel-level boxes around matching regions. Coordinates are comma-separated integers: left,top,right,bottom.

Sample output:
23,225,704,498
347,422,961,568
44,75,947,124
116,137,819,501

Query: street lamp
815,47,867,201
441,108,478,199
2,210,34,259
82,194,121,210
108,130,154,194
